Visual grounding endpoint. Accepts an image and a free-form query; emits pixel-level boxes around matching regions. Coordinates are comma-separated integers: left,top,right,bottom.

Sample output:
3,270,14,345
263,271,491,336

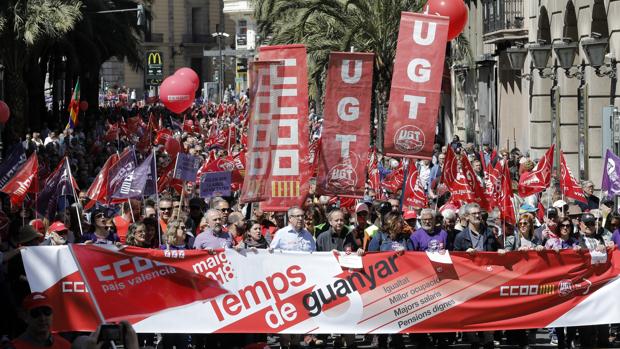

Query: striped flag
65,78,80,129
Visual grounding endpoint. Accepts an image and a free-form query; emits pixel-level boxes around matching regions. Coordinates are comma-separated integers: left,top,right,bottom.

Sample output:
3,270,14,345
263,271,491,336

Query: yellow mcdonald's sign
147,51,162,65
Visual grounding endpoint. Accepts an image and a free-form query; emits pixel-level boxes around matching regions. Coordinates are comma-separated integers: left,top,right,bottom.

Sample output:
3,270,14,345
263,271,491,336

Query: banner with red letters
257,45,312,211
23,246,620,333
317,52,373,197
384,12,448,159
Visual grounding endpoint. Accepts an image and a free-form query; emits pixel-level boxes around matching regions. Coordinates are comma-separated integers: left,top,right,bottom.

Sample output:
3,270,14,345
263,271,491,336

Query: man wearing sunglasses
10,292,71,348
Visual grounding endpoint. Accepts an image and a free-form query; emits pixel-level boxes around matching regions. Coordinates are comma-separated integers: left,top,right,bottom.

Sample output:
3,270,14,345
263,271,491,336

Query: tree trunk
3,69,29,144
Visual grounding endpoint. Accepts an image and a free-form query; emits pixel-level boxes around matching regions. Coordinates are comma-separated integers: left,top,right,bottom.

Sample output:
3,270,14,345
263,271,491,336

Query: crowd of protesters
0,94,619,349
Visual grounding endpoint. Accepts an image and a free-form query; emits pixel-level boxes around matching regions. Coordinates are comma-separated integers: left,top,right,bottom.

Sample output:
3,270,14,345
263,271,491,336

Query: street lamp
553,38,581,78
528,41,555,79
581,33,616,78
506,45,528,71
212,31,230,103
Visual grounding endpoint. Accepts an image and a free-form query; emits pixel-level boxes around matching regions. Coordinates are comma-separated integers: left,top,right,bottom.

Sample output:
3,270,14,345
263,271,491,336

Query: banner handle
153,148,162,247
67,244,106,324
65,157,84,236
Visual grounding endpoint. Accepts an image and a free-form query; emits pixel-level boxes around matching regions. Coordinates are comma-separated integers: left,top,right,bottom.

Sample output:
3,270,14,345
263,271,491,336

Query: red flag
84,154,119,210
70,245,226,323
560,151,587,203
367,150,381,194
483,162,501,210
403,165,428,209
518,145,555,197
461,155,489,210
0,153,38,206
155,128,173,145
382,162,405,193
317,52,373,198
498,162,516,225
441,147,474,203
384,13,449,159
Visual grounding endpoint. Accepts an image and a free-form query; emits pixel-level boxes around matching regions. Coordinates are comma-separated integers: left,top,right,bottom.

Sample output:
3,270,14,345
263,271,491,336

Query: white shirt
269,225,316,252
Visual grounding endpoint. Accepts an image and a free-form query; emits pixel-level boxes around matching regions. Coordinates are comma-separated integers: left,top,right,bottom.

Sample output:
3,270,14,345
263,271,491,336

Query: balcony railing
483,0,524,34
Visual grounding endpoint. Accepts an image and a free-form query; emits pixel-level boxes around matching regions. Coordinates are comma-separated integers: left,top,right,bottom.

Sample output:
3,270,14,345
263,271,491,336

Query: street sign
146,50,163,86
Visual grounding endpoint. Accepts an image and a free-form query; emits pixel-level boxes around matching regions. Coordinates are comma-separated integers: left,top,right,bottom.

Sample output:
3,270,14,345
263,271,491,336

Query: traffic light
137,4,145,26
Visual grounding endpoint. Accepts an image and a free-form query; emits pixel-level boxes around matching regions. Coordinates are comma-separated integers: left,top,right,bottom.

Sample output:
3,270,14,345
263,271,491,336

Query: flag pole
67,244,106,324
153,148,162,246
399,159,409,212
65,157,84,236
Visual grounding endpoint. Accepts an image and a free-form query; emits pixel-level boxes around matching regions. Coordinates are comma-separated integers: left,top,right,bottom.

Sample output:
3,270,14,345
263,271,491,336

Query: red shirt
113,215,130,244
11,334,71,349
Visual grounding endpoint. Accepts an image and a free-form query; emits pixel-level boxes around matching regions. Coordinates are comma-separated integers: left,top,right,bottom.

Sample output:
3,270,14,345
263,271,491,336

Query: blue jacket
368,231,414,252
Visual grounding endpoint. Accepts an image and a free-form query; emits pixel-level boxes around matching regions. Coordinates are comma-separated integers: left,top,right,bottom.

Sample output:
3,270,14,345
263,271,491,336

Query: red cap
30,219,45,234
404,210,417,220
48,221,68,233
23,292,52,311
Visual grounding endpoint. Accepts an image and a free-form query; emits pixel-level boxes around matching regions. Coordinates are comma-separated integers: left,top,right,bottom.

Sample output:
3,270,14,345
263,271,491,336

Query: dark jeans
556,327,576,349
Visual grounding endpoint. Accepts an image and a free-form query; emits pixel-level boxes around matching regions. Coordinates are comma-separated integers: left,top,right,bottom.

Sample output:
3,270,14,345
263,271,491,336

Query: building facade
100,0,236,100
457,0,620,189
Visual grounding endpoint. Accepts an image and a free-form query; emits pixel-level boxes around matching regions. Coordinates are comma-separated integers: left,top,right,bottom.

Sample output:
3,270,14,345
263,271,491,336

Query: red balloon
0,101,10,124
175,67,200,92
160,75,195,114
165,138,181,157
79,100,89,112
427,0,469,41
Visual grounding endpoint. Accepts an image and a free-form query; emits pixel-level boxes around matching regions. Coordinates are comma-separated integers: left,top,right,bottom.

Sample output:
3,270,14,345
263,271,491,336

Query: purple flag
111,153,154,199
36,159,74,219
144,153,157,197
107,147,137,200
602,149,620,197
0,144,27,188
173,153,200,182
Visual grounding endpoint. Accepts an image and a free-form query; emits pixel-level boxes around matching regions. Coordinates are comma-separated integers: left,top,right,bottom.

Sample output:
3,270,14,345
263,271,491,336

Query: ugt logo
394,125,424,153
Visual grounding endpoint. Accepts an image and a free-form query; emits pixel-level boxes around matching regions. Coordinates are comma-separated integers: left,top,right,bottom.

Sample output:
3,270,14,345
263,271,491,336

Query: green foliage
254,0,425,102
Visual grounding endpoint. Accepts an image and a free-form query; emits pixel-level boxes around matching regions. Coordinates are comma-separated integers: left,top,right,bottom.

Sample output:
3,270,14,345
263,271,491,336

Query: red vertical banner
239,61,281,203
384,12,449,159
403,166,428,209
317,52,374,197
258,45,312,211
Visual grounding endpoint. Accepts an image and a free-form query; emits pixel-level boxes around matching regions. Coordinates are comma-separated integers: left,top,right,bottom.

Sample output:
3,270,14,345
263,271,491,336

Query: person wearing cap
403,210,417,230
552,200,569,218
410,209,448,252
10,292,71,348
534,207,559,244
40,222,69,246
81,208,119,245
28,220,46,236
576,212,614,348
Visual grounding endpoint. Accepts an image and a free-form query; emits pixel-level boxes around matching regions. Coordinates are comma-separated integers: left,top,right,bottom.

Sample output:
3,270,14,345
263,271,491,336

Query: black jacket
453,227,499,252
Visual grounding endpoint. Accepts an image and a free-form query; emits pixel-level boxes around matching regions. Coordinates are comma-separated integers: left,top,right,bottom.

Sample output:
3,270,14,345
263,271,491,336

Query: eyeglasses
289,214,304,219
95,214,106,219
219,208,232,213
30,307,52,318
518,222,529,226
560,224,571,228
160,207,172,211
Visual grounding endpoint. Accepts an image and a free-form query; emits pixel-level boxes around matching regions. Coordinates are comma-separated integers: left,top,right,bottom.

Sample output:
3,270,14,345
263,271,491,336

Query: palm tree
0,0,82,141
255,0,424,150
